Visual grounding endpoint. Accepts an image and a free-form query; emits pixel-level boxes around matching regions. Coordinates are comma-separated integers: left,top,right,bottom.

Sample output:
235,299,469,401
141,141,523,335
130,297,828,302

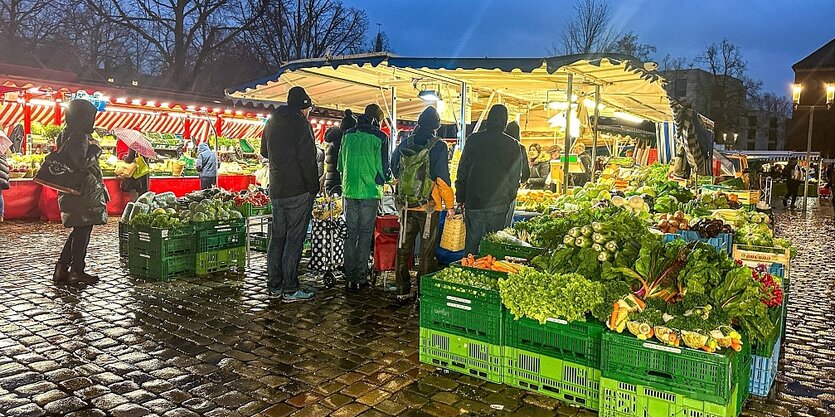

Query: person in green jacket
338,104,390,291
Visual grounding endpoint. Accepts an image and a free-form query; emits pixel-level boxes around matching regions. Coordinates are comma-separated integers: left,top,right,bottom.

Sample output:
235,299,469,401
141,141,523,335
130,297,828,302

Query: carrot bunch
461,254,523,274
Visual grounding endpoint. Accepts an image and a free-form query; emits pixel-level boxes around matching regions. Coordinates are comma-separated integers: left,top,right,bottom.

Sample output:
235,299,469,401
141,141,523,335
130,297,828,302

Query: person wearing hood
339,103,391,291
503,121,530,227
390,106,454,301
260,86,319,302
323,110,356,195
196,141,218,189
53,99,108,287
456,104,524,255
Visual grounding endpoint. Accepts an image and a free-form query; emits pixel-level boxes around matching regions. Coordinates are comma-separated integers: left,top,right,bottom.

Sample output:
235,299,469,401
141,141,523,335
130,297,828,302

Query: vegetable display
435,267,498,290
461,255,524,274
499,269,603,324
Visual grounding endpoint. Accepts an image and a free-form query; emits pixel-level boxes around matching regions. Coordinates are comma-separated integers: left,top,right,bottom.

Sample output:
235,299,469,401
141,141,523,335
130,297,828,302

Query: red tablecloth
5,175,256,221
3,180,41,219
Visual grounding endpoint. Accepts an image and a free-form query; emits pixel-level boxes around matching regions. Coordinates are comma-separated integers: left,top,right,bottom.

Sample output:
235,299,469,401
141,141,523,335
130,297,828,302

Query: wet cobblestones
0,201,834,416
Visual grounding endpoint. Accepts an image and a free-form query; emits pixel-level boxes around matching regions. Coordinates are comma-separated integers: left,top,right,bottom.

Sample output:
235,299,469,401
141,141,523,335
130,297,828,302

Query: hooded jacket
57,100,108,228
261,105,319,198
391,125,454,211
323,127,343,194
455,105,523,209
196,142,219,179
504,121,530,184
338,115,391,199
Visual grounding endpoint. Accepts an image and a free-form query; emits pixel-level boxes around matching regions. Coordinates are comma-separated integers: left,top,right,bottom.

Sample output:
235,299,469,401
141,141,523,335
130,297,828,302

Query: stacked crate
195,219,247,275
127,224,196,280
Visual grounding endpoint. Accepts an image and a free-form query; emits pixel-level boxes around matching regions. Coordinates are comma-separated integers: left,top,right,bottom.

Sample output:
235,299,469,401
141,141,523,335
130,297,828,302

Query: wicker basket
440,214,466,252
10,171,26,179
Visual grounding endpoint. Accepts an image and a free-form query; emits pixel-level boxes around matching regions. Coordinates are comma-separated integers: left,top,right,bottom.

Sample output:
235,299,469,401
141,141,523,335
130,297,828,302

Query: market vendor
196,141,218,189
525,143,550,190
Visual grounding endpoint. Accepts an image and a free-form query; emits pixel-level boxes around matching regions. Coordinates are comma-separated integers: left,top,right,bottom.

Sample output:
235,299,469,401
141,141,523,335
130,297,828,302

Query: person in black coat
783,156,801,209
54,99,108,286
456,104,523,255
503,121,529,227
323,109,356,195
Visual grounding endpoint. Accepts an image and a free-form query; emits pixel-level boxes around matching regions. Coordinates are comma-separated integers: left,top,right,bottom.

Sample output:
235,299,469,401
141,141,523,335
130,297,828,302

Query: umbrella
112,128,158,159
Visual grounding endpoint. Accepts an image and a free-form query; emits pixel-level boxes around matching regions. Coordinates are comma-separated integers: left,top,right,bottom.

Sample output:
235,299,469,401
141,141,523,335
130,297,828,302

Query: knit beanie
287,86,312,109
417,106,441,130
340,109,357,132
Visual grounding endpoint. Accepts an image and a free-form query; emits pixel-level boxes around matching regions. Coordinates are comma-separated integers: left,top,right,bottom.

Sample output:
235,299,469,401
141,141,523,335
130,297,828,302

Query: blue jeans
465,205,510,255
268,193,314,294
344,198,378,284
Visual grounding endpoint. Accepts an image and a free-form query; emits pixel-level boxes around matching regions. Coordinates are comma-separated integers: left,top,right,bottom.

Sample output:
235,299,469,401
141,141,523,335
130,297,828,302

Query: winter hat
482,104,508,132
324,126,343,143
340,109,357,132
364,104,385,123
417,106,441,131
287,86,312,109
65,99,97,134
504,121,521,141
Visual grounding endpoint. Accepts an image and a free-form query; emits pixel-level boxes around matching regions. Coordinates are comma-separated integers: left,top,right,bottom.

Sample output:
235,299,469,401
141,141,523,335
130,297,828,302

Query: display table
3,180,42,220
3,175,256,220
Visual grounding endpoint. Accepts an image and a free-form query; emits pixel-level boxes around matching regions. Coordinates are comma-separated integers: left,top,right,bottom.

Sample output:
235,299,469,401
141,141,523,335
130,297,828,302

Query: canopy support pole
390,86,397,156
459,81,468,148
22,91,32,154
473,90,496,133
591,84,601,183
563,73,574,193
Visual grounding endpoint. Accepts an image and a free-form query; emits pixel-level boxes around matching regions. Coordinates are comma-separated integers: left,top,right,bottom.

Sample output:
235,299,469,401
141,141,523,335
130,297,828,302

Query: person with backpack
339,104,391,292
783,156,802,209
390,107,454,302
456,104,524,255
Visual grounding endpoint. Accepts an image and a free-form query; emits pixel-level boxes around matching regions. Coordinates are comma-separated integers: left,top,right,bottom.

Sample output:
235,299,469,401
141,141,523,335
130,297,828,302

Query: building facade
738,110,787,151
787,38,835,159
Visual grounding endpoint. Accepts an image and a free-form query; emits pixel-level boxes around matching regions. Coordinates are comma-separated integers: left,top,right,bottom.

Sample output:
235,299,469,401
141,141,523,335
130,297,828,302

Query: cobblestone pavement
0,200,833,417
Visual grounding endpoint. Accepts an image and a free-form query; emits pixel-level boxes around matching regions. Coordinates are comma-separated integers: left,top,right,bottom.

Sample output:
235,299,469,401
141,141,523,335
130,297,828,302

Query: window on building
748,130,756,140
747,141,756,150
769,129,777,142
674,79,687,98
770,117,778,128
768,142,777,150
748,116,757,127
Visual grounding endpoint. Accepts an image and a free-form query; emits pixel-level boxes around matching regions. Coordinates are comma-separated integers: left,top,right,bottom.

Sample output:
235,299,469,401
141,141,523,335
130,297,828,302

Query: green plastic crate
129,225,195,259
600,331,746,405
128,252,195,281
419,327,502,383
599,377,741,417
196,219,246,253
196,246,246,275
250,231,269,252
237,202,269,217
504,347,601,411
118,222,131,261
419,273,504,345
479,239,544,260
504,315,605,369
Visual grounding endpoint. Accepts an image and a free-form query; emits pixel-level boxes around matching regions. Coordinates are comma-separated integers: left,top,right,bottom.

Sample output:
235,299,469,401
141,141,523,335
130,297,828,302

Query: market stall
227,52,674,191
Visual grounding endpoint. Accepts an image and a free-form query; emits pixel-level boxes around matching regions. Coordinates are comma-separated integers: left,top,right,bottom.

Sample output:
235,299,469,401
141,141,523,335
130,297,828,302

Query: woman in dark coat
54,99,108,286
323,109,356,195
120,149,150,201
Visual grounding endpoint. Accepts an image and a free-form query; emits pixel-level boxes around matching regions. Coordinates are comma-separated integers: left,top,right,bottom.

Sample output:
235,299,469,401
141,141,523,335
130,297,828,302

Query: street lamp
791,82,833,212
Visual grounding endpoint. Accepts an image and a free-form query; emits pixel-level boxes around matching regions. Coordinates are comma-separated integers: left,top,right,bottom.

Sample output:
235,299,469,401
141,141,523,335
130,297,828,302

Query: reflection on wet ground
0,201,833,416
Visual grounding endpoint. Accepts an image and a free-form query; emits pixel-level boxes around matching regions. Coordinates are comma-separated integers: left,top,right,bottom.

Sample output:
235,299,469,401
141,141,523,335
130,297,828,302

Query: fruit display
516,189,558,212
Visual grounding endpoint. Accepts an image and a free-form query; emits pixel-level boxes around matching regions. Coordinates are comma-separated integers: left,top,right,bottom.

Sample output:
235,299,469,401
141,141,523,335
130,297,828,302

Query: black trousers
784,180,800,207
200,176,216,190
58,225,93,272
396,210,439,296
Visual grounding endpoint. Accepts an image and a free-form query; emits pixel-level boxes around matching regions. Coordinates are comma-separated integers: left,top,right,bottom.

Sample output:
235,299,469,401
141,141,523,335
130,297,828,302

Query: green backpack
396,135,440,208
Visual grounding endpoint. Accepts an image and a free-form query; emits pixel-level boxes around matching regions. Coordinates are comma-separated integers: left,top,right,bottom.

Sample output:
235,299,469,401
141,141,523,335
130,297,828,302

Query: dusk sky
345,0,835,97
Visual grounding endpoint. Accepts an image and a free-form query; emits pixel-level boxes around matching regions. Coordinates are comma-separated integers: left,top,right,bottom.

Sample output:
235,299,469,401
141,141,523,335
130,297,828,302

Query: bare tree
695,38,753,140
248,0,368,69
85,0,269,90
611,32,656,61
553,0,618,55
753,91,792,118
0,0,61,58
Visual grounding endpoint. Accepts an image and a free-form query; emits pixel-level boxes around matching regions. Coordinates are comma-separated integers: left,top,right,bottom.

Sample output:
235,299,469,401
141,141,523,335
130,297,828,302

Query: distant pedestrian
456,104,524,255
339,104,390,292
54,99,108,287
196,142,218,190
261,86,319,302
783,156,802,209
827,164,835,220
120,149,150,201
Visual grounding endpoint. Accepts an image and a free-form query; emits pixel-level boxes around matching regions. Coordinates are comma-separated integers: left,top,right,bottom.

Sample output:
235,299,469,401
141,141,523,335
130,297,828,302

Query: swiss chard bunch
709,264,775,345
608,235,692,302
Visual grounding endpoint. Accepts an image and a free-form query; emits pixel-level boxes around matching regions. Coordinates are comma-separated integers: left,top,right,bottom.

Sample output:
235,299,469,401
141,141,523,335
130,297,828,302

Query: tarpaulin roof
227,53,673,134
